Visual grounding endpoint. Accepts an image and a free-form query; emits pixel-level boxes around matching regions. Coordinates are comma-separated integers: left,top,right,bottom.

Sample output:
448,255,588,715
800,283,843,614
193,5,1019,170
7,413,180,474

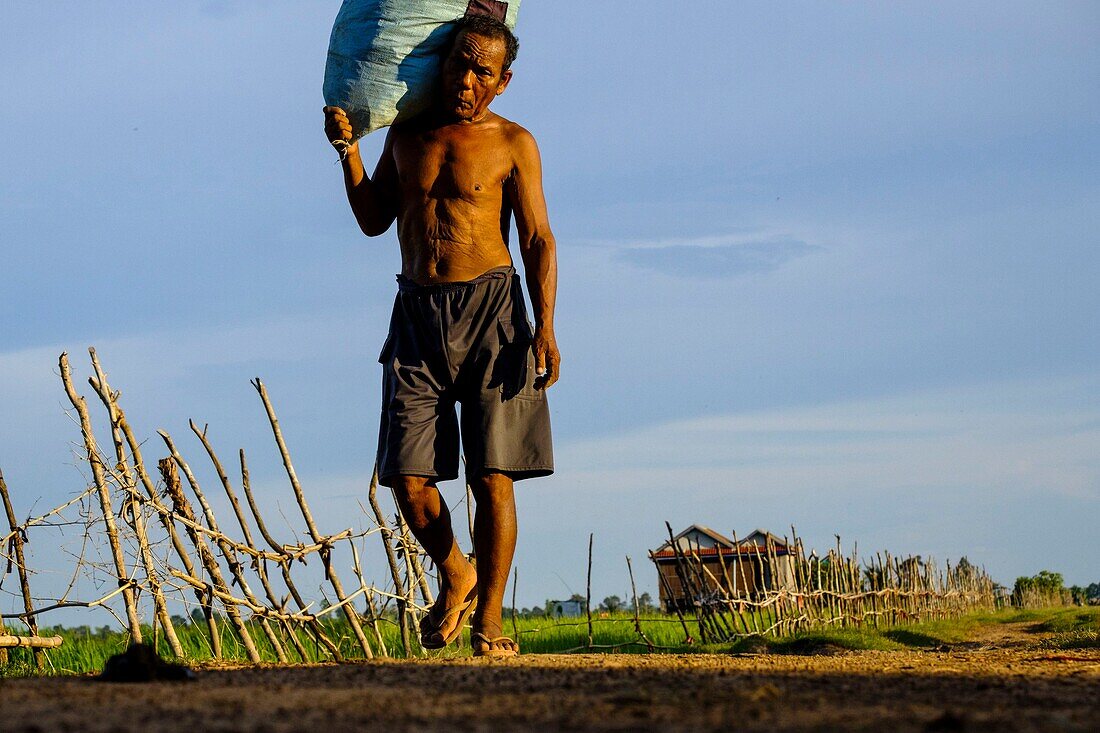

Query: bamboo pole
238,450,308,661
789,527,809,633
167,568,371,622
650,551,692,643
849,540,861,625
688,539,727,642
781,535,795,634
86,350,184,657
664,522,706,640
239,462,341,662
0,469,43,668
367,468,410,657
730,530,762,635
715,547,748,636
349,538,388,657
626,556,653,650
683,539,713,641
113,397,216,656
396,514,422,656
690,546,734,641
510,566,519,641
764,535,783,634
58,353,142,642
188,423,288,662
884,550,896,625
585,533,594,648
394,505,433,607
251,378,374,659
393,502,429,652
0,635,63,649
0,486,97,550
1,583,134,621
697,537,736,640
158,453,260,662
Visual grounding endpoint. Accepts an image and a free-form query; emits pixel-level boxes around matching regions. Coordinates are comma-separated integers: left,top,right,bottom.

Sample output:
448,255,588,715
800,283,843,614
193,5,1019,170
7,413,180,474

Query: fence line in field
1,348,1002,666
638,521,996,646
508,521,997,653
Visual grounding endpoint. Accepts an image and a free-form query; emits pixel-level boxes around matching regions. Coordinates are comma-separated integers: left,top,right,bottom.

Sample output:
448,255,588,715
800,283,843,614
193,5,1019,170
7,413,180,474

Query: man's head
440,14,520,122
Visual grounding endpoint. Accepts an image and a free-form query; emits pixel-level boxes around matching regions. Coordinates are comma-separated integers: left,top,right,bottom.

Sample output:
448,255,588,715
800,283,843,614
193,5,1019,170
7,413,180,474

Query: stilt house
650,525,798,612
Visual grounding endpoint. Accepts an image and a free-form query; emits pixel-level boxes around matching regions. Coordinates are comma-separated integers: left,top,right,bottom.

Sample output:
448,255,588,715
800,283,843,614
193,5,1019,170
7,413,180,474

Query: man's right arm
323,106,398,236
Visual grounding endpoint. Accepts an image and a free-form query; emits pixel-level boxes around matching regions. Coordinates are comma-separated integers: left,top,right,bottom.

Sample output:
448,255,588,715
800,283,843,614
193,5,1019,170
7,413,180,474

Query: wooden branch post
239,457,342,661
394,505,433,607
665,521,706,641
0,469,43,668
189,423,288,663
100,363,220,657
251,378,374,659
651,550,692,643
87,349,184,658
59,353,143,642
158,452,260,663
236,450,306,661
510,566,519,641
349,538,388,656
368,468,410,657
586,533,594,648
626,555,653,651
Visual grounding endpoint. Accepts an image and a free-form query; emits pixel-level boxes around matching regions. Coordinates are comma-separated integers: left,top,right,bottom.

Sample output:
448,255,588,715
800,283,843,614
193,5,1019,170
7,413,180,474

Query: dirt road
2,624,1096,732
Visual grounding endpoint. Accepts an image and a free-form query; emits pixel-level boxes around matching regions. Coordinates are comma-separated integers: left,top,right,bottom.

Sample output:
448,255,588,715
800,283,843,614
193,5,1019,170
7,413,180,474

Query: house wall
656,553,797,610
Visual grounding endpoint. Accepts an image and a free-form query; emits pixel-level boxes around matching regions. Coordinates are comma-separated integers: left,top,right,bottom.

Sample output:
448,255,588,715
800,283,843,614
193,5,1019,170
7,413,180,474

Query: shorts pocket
496,319,543,402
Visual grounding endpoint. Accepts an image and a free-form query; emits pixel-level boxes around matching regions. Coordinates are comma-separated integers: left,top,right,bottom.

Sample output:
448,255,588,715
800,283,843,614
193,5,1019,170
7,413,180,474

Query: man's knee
470,472,514,504
391,475,438,510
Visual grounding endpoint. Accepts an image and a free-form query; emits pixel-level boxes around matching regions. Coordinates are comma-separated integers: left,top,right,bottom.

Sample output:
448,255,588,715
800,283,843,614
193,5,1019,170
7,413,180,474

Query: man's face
440,30,512,122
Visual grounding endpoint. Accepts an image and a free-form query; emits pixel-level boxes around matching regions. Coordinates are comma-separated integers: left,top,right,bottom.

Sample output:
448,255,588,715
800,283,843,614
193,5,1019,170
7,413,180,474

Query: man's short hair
453,14,520,72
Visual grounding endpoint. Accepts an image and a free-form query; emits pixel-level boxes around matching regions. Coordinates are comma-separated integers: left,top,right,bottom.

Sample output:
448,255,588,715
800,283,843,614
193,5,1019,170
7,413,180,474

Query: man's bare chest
393,134,513,202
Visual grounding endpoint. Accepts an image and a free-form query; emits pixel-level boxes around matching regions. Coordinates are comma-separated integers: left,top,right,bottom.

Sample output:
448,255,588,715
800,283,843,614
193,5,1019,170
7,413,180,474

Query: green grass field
3,606,1097,677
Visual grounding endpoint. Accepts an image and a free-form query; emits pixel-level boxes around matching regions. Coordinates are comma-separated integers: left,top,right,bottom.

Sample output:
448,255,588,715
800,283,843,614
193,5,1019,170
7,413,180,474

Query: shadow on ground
883,629,949,647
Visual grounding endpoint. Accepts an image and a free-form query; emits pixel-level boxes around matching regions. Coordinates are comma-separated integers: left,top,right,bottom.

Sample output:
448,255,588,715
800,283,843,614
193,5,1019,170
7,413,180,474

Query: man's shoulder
489,115,539,159
493,114,536,143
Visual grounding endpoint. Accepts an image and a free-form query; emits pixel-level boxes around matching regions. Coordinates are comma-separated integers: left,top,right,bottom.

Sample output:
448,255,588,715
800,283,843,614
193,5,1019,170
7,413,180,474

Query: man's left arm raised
508,127,560,390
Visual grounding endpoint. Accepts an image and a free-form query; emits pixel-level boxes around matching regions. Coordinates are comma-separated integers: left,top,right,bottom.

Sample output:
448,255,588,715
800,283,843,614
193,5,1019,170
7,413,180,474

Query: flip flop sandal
471,632,519,658
419,587,478,650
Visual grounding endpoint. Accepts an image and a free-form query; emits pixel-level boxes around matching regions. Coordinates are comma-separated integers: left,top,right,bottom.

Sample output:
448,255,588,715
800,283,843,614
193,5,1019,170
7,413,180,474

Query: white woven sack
324,0,521,140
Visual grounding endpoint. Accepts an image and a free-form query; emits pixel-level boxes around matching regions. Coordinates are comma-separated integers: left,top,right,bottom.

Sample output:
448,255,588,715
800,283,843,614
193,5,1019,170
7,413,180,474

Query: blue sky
2,2,1098,623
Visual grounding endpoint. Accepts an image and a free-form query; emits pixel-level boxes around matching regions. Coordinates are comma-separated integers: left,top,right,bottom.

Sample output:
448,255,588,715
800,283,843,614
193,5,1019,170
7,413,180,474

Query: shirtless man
324,14,558,658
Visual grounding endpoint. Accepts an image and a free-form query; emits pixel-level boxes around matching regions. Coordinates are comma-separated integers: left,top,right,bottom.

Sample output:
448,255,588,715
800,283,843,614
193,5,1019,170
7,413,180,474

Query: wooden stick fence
0,349,429,662
513,524,999,654
0,348,1015,664
642,524,998,645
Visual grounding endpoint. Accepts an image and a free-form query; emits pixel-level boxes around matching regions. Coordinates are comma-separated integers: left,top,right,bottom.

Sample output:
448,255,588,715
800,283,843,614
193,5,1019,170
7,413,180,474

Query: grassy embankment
765,606,1099,654
2,606,1096,677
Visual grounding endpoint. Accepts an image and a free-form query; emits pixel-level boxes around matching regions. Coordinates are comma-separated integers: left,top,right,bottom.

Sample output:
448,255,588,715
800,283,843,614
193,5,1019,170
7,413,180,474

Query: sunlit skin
324,29,557,656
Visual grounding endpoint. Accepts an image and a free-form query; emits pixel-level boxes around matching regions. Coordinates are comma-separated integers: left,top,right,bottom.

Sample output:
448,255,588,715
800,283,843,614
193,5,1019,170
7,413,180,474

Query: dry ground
2,623,1097,732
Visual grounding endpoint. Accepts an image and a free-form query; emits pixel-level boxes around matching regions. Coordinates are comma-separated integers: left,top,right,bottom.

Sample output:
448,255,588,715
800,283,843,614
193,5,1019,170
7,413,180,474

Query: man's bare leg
469,472,520,654
391,476,477,646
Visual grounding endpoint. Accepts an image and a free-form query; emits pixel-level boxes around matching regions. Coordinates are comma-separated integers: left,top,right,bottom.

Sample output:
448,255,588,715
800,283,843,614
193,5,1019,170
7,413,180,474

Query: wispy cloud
556,375,1100,501
613,235,822,278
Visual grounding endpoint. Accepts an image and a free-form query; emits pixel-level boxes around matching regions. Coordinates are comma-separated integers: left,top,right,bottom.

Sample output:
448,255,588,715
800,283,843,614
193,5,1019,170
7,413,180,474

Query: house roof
737,529,789,549
651,524,736,554
650,525,792,560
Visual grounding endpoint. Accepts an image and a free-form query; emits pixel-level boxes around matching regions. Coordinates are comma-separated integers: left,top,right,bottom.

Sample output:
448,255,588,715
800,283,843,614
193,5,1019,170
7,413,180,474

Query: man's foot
419,560,478,649
471,620,519,657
